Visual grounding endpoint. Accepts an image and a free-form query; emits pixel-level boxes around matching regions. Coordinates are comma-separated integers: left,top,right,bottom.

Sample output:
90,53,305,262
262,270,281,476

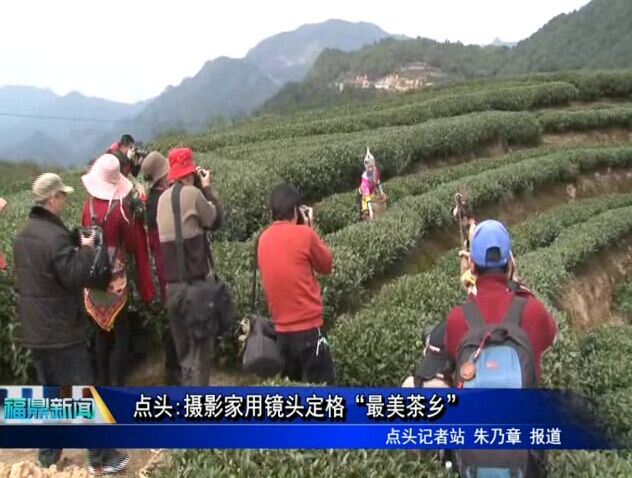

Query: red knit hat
168,147,197,182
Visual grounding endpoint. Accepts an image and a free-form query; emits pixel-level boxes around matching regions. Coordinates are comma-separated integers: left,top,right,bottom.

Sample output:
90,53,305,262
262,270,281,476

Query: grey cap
32,173,74,203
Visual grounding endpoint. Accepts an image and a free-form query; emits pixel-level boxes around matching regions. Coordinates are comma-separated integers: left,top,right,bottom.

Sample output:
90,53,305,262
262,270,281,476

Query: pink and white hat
81,154,133,201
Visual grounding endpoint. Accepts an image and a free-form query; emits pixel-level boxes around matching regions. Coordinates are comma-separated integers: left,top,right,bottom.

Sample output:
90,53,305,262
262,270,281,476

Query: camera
71,226,104,248
193,167,211,190
123,142,148,165
132,144,149,163
296,205,313,226
193,170,203,190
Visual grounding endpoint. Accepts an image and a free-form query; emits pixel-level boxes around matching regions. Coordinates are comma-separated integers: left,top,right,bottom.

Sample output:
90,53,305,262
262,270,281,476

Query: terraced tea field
2,71,632,476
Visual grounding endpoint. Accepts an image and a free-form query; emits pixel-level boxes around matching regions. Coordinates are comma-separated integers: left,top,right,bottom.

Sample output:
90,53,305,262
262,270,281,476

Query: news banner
0,387,622,449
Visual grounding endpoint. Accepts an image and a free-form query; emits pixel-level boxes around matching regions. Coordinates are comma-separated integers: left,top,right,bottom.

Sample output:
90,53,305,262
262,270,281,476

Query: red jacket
444,274,557,381
257,221,333,333
81,198,154,304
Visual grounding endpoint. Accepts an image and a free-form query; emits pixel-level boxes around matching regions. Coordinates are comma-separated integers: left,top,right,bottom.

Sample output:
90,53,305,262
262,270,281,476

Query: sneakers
38,448,62,468
88,450,129,475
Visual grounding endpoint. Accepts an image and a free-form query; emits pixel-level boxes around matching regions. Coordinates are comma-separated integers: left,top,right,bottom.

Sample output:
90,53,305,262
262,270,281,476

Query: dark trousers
31,343,111,466
277,327,336,385
94,310,129,386
166,283,214,386
164,325,182,385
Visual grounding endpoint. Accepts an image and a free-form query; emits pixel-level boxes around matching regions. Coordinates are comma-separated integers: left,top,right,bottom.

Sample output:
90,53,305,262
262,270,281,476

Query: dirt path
559,240,632,331
411,141,517,174
543,128,632,147
0,449,164,478
410,128,632,176
369,166,632,290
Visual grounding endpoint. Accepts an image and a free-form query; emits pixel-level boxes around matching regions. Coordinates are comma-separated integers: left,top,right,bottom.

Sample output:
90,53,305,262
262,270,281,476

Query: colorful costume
459,221,477,295
359,148,384,218
452,201,477,295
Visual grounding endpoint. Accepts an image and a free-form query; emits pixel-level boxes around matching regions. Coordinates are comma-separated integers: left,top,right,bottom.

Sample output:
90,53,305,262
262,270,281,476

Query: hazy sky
0,0,591,104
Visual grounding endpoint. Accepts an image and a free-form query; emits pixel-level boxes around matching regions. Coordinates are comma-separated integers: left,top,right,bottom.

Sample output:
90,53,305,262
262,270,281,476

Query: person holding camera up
140,150,181,384
80,154,155,386
257,184,335,384
14,173,129,474
107,134,144,178
157,147,223,385
107,134,150,223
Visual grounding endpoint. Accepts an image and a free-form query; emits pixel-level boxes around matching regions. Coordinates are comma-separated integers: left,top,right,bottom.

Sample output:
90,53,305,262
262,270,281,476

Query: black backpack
85,199,116,291
453,295,547,478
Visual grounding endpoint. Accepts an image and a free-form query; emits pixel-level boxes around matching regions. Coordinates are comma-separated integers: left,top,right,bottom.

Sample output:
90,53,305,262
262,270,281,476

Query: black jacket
13,207,95,349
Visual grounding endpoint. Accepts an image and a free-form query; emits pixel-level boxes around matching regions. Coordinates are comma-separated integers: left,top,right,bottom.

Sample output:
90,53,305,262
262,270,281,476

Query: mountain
2,20,390,164
0,86,58,125
125,20,391,138
0,86,145,165
490,37,517,48
498,0,632,74
128,57,280,138
245,19,390,84
263,0,632,113
261,38,505,113
2,131,75,167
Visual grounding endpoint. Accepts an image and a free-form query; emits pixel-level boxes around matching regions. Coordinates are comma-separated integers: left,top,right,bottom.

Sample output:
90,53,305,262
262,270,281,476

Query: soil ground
559,240,632,330
0,449,164,478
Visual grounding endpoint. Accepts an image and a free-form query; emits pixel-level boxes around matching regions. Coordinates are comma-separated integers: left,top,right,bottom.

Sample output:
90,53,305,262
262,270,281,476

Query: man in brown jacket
157,147,222,385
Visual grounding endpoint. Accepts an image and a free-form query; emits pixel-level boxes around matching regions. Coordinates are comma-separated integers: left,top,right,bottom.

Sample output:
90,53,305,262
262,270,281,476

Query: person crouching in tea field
402,323,453,389
258,184,336,384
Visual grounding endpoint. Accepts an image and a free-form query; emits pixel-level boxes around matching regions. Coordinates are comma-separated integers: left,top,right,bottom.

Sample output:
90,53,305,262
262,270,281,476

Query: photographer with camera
13,173,129,474
257,183,335,384
81,154,155,387
107,134,147,178
157,147,224,386
140,150,181,384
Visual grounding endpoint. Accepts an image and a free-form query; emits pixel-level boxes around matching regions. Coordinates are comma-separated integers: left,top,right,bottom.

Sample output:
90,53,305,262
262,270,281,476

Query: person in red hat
156,147,223,385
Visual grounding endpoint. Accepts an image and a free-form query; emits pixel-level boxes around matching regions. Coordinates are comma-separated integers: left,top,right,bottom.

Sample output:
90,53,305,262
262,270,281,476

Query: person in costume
359,148,386,220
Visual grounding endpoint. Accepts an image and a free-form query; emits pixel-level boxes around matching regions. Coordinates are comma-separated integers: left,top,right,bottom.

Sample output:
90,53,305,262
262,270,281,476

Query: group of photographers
8,134,556,475
10,134,337,471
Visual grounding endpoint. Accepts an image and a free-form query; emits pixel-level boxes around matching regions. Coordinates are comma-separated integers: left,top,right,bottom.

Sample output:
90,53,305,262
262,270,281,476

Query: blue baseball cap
470,220,512,268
